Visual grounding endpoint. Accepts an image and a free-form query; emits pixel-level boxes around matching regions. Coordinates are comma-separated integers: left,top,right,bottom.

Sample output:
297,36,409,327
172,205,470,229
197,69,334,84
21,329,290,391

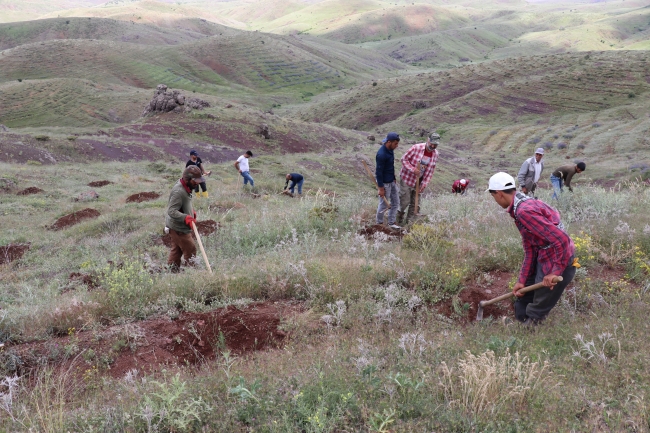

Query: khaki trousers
399,178,418,218
167,229,197,270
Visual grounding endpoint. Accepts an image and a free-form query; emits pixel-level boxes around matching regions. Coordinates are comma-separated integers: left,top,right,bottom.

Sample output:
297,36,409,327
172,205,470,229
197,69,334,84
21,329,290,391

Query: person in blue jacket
284,173,304,197
375,132,401,229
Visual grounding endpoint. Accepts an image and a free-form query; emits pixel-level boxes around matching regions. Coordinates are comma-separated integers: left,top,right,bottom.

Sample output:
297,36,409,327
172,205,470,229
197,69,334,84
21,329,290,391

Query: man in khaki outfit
165,166,204,272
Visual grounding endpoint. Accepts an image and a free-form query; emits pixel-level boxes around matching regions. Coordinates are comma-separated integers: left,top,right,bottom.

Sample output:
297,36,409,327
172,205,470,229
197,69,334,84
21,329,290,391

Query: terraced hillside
295,51,650,130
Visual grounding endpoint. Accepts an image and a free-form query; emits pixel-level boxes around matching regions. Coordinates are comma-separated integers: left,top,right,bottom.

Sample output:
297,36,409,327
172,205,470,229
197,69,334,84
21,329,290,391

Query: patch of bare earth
16,187,43,195
0,243,31,265
438,272,515,323
357,224,403,240
158,219,219,247
88,180,112,187
50,208,101,230
8,301,303,378
126,191,160,203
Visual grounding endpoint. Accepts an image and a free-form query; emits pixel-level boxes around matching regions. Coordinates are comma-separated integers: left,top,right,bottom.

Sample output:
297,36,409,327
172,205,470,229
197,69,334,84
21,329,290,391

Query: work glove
184,215,196,228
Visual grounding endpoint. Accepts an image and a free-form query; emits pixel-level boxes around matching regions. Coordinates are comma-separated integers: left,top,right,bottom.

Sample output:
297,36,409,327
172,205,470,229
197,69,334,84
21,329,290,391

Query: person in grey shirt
550,162,586,199
517,148,545,197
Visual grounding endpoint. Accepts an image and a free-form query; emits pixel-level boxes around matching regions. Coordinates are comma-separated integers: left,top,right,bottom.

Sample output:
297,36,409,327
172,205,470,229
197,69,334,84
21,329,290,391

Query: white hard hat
460,179,467,185
487,172,516,191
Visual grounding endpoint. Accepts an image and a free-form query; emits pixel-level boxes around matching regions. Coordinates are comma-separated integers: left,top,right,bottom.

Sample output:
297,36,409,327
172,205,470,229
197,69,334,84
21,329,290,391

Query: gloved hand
184,215,196,228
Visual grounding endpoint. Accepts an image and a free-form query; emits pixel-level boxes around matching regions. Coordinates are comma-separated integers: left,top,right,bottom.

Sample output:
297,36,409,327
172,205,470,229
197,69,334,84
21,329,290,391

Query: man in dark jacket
185,150,211,198
550,162,586,200
376,132,401,229
284,173,304,197
165,166,204,272
488,172,577,324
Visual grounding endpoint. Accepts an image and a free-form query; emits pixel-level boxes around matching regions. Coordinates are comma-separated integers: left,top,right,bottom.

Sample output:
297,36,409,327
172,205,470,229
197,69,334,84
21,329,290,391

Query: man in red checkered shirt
488,172,577,325
397,132,440,224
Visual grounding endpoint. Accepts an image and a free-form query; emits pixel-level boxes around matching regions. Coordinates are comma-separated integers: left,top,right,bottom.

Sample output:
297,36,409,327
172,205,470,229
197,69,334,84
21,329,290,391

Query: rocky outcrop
142,84,210,116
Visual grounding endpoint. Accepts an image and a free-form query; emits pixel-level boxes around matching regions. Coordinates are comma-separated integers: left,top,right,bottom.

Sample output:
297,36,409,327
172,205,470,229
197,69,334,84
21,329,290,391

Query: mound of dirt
0,243,30,265
126,191,161,203
158,220,219,247
88,180,112,187
437,272,514,323
50,208,101,230
16,187,43,195
7,301,303,378
358,224,403,240
142,84,210,116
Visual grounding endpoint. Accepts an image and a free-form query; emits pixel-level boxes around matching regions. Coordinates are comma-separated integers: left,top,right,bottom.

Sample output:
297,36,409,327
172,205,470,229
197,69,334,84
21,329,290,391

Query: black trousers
514,256,576,322
193,182,207,193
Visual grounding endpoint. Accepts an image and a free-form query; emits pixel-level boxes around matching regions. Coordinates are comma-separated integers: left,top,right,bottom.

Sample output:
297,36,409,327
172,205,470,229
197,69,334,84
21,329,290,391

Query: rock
0,124,9,132
367,135,375,141
142,84,210,116
74,190,100,202
259,124,270,139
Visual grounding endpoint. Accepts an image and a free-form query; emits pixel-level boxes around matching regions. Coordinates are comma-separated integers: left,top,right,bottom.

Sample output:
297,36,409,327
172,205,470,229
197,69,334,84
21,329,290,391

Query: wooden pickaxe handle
414,163,423,215
479,276,563,308
361,159,391,208
191,221,213,274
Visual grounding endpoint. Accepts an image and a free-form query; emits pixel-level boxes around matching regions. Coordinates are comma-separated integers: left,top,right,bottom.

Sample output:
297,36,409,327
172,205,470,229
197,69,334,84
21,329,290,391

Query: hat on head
535,147,545,155
382,132,400,144
487,172,516,191
428,132,441,144
460,179,467,185
190,149,198,156
183,165,205,184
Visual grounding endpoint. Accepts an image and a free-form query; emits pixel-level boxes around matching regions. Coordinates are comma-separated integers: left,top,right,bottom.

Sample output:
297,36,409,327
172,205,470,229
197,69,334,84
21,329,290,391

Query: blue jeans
241,171,254,187
550,175,562,200
289,178,304,194
376,181,400,225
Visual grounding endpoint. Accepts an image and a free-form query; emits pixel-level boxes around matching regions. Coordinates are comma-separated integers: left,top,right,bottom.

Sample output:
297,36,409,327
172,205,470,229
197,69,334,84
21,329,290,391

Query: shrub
34,135,49,141
98,259,155,319
403,223,452,252
544,142,554,149
557,143,567,150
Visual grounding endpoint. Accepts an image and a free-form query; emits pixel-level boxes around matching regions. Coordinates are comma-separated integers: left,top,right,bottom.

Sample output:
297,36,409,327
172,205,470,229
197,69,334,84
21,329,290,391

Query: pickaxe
475,276,563,321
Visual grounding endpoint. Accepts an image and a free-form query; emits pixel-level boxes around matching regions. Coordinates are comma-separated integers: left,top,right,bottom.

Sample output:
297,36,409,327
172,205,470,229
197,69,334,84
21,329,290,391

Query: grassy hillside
0,0,107,24
0,17,223,50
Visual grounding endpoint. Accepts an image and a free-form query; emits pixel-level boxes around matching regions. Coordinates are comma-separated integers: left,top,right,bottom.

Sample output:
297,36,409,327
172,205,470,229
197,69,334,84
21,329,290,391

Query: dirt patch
357,224,403,240
8,301,303,378
210,202,245,213
88,180,112,187
0,243,30,265
16,187,44,195
68,272,98,290
126,191,161,203
158,219,219,247
50,208,101,230
438,272,515,323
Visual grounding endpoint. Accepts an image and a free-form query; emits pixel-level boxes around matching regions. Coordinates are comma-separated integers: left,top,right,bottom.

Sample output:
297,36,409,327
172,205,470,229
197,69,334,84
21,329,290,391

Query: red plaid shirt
507,193,575,285
399,143,438,192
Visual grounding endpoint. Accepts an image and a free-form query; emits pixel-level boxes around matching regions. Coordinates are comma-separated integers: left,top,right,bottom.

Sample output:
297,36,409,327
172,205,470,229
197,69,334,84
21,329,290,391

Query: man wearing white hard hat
487,172,578,325
517,147,545,197
451,178,469,195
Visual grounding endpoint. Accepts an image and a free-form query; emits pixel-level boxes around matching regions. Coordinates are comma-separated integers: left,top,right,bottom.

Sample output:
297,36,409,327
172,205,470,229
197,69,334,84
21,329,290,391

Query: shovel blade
475,303,484,321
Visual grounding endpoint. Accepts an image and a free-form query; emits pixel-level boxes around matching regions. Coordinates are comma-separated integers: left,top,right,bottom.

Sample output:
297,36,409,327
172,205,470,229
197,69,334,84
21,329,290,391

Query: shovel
191,221,213,274
475,276,562,321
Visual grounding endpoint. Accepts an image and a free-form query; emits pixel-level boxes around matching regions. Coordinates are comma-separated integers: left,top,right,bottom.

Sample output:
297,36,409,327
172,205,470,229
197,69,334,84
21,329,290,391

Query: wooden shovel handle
191,221,213,274
361,160,391,208
479,276,563,307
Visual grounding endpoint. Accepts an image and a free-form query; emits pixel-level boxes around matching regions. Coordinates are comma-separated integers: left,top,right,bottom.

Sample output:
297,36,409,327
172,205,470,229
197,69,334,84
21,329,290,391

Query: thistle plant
572,329,620,365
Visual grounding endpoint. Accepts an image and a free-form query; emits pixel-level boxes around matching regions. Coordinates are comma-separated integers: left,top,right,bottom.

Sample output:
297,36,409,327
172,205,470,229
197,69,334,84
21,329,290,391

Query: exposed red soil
16,187,44,195
158,220,219,248
87,180,112,187
437,272,515,323
68,272,98,290
0,243,30,265
8,301,304,379
50,208,101,230
126,191,161,203
357,224,403,240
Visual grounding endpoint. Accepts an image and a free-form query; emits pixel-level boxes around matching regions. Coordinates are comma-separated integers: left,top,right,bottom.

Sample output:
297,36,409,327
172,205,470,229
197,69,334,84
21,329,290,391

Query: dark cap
382,132,400,144
189,149,198,156
183,165,205,183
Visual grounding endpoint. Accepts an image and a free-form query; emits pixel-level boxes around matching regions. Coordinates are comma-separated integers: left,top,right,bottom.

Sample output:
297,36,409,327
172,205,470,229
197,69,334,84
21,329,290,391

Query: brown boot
396,211,405,225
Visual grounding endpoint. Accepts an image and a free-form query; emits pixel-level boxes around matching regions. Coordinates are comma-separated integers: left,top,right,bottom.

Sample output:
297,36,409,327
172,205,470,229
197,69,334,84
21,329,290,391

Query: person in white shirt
517,147,545,197
234,151,254,187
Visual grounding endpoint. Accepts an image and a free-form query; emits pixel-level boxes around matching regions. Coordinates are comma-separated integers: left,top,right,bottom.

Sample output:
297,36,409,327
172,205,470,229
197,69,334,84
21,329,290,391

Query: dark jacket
552,165,579,191
375,145,395,188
